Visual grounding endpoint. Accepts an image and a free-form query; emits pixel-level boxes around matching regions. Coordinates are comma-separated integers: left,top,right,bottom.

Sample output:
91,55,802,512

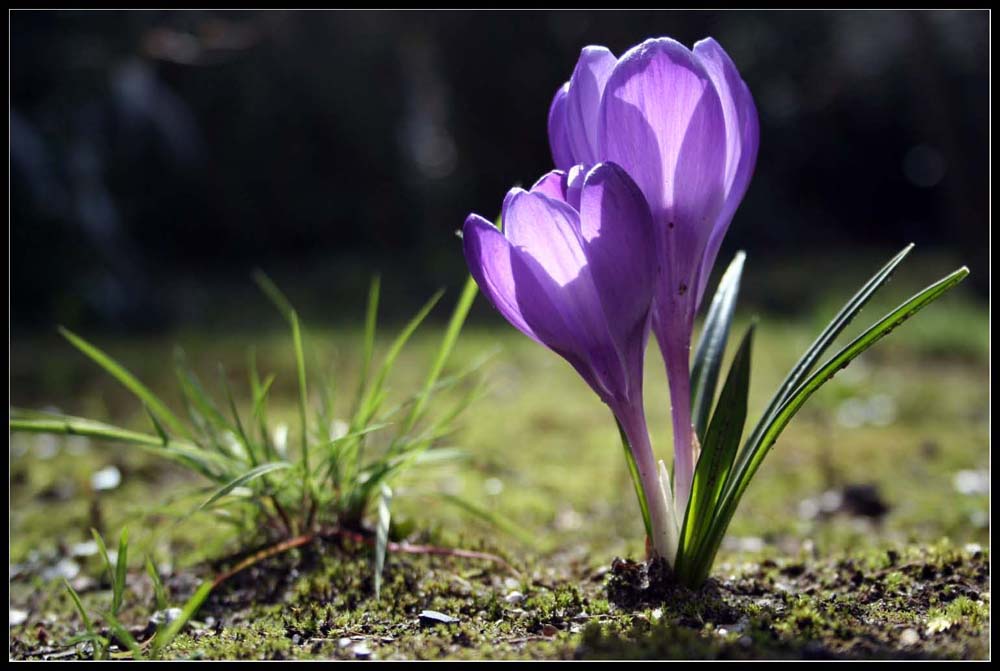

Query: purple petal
501,189,625,399
565,163,587,211
598,37,729,286
693,38,760,304
547,83,575,171
564,46,617,167
577,162,657,398
530,170,568,202
462,214,542,344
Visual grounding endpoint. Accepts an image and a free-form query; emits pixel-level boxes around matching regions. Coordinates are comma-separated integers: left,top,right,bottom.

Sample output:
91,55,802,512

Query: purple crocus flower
547,37,760,513
462,162,677,558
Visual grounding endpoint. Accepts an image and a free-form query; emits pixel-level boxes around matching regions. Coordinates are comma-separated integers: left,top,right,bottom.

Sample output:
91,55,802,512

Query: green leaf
403,274,478,433
150,580,213,657
91,528,112,584
112,527,129,616
355,276,381,414
693,264,969,586
58,327,190,440
436,493,536,548
616,417,653,543
374,484,393,600
63,578,96,636
103,611,143,659
253,271,314,508
195,462,293,513
10,413,232,481
679,325,754,575
690,252,745,442
145,557,169,612
219,364,256,467
735,243,914,478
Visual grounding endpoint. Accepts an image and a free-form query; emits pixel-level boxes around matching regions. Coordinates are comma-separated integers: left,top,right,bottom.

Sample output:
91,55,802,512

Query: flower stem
664,339,694,515
614,400,674,561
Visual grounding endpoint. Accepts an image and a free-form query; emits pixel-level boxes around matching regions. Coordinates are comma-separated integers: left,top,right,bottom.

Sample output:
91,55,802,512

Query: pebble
150,608,183,628
91,466,122,491
41,559,80,581
352,642,373,660
10,609,28,627
900,628,920,646
418,610,459,626
504,591,524,605
541,624,559,637
70,541,99,558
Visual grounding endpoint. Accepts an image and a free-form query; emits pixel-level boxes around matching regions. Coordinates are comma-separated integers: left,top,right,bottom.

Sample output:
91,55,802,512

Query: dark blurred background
10,10,989,334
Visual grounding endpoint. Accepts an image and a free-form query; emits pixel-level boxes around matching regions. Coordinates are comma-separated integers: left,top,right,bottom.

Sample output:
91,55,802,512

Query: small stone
10,609,28,627
338,637,353,648
352,642,372,659
41,558,80,581
149,608,183,628
418,610,459,627
91,466,122,492
70,541,99,558
900,628,920,646
964,543,983,556
541,624,559,637
504,591,524,605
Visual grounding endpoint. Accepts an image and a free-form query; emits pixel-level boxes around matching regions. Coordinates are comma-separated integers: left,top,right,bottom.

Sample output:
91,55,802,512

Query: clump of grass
11,273,498,596
63,527,213,660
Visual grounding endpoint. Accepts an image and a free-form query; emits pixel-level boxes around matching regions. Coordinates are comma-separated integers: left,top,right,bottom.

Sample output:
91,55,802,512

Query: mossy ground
9,251,990,659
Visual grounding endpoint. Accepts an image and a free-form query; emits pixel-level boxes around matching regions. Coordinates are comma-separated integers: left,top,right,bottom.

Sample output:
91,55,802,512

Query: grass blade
112,527,129,616
103,611,144,659
58,327,190,440
436,493,536,548
690,252,745,442
355,276,381,414
145,557,169,612
64,578,96,637
403,274,478,433
195,462,293,513
10,413,233,480
91,528,112,585
150,580,214,657
374,484,392,600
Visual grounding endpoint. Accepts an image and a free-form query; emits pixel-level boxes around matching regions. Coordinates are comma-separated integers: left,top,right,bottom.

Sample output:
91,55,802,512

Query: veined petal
462,214,542,344
565,46,617,167
565,163,587,211
598,37,728,278
693,38,760,304
547,83,575,171
530,170,568,202
578,164,656,340
501,189,626,400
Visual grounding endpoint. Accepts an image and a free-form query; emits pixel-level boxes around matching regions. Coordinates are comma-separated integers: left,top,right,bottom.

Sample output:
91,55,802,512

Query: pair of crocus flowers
463,37,759,564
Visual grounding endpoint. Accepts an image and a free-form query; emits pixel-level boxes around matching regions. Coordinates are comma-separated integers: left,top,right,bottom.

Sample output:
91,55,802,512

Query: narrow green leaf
150,580,212,658
436,493,536,547
690,252,745,442
103,611,144,659
145,557,169,612
112,527,129,616
735,243,914,477
195,462,293,513
403,274,478,433
374,484,393,600
679,325,754,573
144,405,169,446
355,275,381,413
90,528,113,584
694,265,969,586
617,417,653,543
150,580,213,657
219,364,256,467
252,269,295,321
64,578,96,636
10,413,232,480
58,327,190,440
